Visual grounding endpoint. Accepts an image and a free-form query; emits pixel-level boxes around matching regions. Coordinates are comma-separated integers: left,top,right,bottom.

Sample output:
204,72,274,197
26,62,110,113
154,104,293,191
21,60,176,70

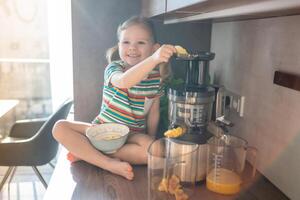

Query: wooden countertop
44,148,289,200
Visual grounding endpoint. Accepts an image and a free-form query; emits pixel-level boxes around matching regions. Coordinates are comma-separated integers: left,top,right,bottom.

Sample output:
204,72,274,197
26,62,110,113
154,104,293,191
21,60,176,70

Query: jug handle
247,146,258,178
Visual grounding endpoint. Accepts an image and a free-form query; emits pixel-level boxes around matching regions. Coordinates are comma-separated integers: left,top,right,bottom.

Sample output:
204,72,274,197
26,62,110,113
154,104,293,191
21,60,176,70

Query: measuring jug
206,135,257,195
147,138,198,200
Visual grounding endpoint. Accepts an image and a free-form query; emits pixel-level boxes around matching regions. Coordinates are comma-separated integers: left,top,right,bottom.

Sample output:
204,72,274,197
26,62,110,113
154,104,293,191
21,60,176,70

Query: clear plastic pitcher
147,138,198,200
206,135,257,195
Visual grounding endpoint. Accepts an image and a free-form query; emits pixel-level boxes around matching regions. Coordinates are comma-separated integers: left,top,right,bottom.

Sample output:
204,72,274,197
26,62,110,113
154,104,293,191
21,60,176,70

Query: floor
0,160,56,200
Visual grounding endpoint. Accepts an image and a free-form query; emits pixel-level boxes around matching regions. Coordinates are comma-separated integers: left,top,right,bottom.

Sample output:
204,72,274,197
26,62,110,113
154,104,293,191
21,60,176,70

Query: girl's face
118,24,156,67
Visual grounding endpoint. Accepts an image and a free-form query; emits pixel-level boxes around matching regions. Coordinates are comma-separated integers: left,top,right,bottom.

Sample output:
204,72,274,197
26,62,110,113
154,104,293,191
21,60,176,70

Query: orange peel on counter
175,189,189,200
168,174,181,195
158,177,169,192
158,175,189,200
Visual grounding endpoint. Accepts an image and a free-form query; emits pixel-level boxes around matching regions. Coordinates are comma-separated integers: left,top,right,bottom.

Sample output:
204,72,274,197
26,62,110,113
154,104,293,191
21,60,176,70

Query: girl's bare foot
105,158,134,180
67,152,133,179
67,152,81,163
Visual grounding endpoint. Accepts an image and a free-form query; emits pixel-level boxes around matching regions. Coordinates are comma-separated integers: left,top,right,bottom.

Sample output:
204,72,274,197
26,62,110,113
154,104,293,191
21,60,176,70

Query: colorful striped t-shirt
93,61,163,133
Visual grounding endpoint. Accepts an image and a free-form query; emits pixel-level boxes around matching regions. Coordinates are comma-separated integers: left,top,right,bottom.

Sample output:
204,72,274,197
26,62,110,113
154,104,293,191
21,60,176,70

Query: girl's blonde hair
106,16,171,81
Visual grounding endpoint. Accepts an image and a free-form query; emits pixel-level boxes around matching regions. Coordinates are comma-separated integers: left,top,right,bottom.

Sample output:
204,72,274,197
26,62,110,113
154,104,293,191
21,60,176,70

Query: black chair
0,99,73,190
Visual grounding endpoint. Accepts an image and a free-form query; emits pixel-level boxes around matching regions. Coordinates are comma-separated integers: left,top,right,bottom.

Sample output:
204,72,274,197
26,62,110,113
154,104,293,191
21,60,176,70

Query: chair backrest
31,99,73,165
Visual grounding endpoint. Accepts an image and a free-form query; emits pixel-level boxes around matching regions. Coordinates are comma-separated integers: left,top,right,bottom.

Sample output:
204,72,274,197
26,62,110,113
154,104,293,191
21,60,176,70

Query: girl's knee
144,138,153,149
141,138,153,160
52,119,69,140
131,134,153,144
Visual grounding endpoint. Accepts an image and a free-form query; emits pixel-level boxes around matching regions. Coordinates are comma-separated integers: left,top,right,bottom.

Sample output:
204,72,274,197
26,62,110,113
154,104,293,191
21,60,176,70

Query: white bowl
86,123,129,154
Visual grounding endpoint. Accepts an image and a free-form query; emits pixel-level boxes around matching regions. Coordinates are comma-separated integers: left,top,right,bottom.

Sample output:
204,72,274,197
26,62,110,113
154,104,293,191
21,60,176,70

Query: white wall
211,15,300,199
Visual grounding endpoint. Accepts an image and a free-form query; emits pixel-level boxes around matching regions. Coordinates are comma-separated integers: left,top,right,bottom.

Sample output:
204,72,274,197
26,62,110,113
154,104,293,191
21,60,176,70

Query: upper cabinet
141,0,300,24
166,0,207,12
141,0,166,17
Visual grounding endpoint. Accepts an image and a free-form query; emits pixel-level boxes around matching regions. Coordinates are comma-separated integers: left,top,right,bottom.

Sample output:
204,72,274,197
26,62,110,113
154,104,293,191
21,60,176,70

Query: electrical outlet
226,90,245,117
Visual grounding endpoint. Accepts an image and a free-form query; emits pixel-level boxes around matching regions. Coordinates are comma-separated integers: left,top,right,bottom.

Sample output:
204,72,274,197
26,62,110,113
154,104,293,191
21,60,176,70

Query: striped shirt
93,61,163,133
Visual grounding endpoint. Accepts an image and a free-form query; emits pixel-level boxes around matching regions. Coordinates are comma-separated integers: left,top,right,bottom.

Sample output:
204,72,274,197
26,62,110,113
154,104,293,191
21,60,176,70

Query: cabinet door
167,0,207,12
141,0,166,17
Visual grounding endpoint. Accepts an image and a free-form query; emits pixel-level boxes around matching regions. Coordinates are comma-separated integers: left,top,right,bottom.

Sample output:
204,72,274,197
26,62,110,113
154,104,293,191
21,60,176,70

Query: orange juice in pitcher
206,168,242,195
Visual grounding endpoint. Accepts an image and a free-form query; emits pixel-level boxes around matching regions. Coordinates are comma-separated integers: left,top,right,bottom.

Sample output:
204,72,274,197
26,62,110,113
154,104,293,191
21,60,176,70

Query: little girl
52,16,176,180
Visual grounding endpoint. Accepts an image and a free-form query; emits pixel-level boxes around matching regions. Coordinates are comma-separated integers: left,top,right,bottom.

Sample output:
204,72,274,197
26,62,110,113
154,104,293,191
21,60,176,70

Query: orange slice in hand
175,45,189,56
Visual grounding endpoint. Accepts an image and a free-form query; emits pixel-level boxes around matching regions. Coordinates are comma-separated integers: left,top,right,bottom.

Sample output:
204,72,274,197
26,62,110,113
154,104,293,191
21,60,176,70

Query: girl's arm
111,45,176,89
146,97,160,138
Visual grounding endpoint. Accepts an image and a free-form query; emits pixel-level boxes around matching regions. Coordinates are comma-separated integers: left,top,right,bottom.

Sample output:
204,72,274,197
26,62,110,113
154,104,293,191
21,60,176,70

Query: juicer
167,51,228,182
168,52,215,142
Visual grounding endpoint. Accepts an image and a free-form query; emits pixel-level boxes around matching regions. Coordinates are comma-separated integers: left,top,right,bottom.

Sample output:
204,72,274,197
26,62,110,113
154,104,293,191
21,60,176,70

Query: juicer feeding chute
182,52,215,87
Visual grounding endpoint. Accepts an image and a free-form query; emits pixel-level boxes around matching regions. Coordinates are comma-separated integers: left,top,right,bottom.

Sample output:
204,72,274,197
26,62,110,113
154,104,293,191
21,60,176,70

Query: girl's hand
151,44,176,64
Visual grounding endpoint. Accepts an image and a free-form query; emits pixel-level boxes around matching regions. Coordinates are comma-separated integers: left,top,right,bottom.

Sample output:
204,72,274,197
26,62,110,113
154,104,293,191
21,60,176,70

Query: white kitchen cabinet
166,0,207,12
141,0,166,17
141,0,300,24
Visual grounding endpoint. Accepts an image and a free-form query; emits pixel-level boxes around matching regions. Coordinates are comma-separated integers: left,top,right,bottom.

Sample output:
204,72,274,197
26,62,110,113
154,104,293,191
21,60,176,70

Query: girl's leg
112,133,154,164
52,120,134,180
